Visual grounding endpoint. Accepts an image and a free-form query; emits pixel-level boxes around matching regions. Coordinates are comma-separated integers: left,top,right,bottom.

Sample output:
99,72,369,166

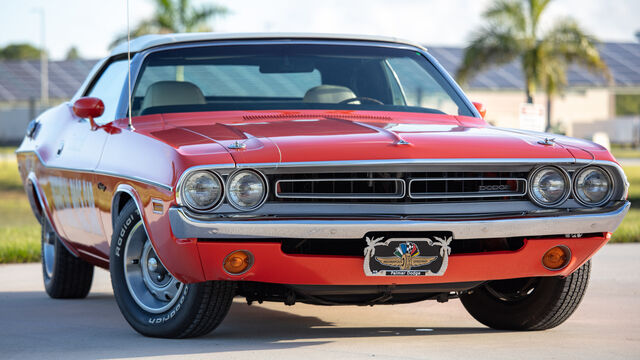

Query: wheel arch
111,185,138,229
25,172,44,224
26,172,79,257
110,184,185,282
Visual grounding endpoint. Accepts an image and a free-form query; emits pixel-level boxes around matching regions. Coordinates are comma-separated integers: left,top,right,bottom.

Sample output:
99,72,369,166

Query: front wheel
460,260,591,330
110,201,235,338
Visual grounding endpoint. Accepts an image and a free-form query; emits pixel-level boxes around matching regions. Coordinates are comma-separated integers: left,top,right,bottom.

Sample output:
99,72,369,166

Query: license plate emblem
363,234,452,276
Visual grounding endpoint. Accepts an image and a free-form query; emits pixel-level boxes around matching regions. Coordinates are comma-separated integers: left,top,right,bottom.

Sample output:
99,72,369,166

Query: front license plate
363,233,452,276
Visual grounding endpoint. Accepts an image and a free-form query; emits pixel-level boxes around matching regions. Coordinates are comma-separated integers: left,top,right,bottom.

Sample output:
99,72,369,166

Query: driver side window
86,60,128,124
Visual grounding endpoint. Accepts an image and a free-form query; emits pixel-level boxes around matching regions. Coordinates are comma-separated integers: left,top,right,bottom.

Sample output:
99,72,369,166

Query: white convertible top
110,32,426,56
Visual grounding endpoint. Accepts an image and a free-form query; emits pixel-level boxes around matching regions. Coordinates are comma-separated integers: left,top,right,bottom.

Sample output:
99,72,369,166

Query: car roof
109,32,427,56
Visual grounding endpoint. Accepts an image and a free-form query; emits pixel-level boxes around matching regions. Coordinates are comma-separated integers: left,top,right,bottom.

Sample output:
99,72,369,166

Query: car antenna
126,0,135,131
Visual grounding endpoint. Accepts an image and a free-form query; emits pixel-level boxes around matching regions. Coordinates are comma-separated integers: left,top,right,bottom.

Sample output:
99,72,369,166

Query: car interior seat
303,85,359,104
139,81,206,115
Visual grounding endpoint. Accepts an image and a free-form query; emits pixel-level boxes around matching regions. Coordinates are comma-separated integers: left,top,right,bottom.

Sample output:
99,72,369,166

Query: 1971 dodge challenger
16,33,629,338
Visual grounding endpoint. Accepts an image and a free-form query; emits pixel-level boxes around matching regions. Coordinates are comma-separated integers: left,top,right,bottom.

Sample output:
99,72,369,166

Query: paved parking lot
1,244,639,360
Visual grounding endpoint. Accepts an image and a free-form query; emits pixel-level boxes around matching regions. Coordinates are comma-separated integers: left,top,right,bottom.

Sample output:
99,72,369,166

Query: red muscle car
16,33,629,338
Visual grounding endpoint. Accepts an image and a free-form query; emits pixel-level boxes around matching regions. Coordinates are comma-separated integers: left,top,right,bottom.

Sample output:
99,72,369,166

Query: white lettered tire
110,200,235,338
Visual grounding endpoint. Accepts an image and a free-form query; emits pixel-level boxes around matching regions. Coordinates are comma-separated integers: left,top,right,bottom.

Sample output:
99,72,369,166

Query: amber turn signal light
223,250,253,274
542,246,571,270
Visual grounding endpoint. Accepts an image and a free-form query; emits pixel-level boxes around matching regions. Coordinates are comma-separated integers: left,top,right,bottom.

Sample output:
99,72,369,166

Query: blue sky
0,0,638,60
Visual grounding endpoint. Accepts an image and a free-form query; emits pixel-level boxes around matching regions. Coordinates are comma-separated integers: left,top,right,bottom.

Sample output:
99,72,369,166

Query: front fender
111,183,205,283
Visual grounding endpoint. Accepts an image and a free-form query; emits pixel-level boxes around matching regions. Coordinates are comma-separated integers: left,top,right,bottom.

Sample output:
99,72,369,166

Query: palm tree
110,0,228,48
456,0,610,131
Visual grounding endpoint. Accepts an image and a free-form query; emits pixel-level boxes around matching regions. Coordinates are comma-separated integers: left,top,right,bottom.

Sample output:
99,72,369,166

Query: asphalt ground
1,243,639,360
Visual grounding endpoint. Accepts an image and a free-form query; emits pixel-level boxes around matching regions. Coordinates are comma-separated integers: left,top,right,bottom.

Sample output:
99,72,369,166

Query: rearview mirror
73,97,105,130
472,102,486,119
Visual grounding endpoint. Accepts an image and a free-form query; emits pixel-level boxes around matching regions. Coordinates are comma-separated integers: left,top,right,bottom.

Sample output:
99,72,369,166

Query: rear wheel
110,200,235,338
460,261,591,330
41,218,94,298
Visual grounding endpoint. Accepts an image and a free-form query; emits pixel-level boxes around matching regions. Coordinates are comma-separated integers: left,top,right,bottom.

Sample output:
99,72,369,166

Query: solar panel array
0,42,638,102
429,42,640,89
0,59,95,102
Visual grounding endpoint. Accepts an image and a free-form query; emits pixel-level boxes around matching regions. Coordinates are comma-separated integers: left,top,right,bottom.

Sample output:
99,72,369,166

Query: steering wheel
339,97,384,105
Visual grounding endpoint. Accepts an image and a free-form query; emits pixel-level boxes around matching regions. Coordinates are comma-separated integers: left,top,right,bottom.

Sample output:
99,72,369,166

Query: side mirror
472,102,486,119
73,97,105,130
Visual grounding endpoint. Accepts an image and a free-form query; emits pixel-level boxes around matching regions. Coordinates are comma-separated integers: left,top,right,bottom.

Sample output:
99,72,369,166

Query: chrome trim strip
408,177,527,199
275,178,406,199
76,248,110,263
16,149,173,191
169,201,630,240
239,158,578,169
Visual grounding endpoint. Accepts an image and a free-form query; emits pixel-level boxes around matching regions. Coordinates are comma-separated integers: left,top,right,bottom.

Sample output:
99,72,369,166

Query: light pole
33,8,48,107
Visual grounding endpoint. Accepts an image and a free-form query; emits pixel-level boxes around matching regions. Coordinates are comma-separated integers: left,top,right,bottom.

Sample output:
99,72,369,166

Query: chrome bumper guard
169,201,630,240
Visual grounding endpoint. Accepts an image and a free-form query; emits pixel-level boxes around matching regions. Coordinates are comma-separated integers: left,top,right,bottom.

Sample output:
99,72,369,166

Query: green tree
0,43,42,60
110,0,228,48
65,46,81,60
456,0,610,131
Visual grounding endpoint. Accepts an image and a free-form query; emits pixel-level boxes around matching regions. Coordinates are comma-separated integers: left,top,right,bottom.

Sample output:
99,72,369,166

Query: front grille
275,178,405,199
408,177,527,199
268,171,529,203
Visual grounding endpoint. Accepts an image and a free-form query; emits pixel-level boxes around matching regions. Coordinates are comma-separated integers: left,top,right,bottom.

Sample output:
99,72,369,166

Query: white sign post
519,103,546,132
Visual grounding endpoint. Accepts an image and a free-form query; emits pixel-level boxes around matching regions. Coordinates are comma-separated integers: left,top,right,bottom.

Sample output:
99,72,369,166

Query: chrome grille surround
270,171,530,203
173,159,629,215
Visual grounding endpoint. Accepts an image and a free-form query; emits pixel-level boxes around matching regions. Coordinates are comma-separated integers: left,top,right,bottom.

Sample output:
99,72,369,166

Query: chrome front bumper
169,201,630,240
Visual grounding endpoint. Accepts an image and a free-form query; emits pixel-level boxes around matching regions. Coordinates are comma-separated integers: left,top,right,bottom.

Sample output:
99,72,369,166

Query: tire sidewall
460,271,585,330
110,203,200,337
41,218,62,293
41,221,54,291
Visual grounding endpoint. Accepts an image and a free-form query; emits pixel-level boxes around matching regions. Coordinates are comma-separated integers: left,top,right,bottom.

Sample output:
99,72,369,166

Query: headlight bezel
178,170,224,211
528,165,571,207
572,166,614,207
225,169,268,211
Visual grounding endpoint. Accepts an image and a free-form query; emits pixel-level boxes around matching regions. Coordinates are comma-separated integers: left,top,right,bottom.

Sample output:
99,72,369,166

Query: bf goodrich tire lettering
110,200,235,338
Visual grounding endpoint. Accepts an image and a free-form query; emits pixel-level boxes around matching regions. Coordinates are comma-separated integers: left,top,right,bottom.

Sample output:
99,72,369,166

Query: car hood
135,110,584,165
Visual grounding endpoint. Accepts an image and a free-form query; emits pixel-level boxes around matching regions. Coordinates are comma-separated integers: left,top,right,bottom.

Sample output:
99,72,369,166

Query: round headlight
529,166,570,207
573,166,613,206
181,171,223,210
227,170,267,210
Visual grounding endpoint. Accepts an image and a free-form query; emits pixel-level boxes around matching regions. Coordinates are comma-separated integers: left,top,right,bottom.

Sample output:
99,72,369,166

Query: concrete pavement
1,244,639,359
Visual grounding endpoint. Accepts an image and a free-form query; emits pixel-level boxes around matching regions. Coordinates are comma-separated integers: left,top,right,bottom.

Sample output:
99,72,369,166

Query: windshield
132,43,473,117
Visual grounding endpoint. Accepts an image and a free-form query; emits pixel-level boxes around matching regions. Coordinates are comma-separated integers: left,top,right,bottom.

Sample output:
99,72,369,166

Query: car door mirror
472,102,486,119
73,97,105,130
